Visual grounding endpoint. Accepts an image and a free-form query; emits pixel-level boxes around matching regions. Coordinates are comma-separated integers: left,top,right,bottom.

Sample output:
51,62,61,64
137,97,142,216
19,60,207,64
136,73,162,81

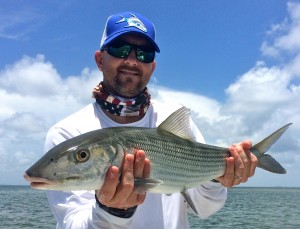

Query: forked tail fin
251,123,292,174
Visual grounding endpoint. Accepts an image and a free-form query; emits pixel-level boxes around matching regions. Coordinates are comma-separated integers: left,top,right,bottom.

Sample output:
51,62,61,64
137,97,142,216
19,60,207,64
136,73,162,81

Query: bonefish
24,107,290,213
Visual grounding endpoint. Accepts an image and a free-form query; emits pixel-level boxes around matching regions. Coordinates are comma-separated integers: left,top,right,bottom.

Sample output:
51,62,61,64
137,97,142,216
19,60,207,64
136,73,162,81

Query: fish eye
75,149,90,163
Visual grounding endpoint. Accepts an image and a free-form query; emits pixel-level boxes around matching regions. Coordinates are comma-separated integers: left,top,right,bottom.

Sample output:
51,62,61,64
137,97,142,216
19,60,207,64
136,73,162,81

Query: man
45,11,257,228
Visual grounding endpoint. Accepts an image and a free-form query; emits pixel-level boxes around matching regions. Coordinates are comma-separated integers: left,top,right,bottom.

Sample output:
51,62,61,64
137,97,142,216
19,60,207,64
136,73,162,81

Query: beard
113,76,145,98
105,65,148,98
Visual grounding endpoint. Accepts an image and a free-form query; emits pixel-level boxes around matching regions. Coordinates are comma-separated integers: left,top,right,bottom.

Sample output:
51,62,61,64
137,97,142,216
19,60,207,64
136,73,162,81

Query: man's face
95,34,156,98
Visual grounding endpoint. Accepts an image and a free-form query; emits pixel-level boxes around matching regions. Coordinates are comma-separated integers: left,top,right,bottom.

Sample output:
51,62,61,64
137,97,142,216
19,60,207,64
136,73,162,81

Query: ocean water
0,186,299,228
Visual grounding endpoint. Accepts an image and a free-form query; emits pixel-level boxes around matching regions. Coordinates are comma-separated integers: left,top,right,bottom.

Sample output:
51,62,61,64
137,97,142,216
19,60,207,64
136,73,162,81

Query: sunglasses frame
103,42,155,63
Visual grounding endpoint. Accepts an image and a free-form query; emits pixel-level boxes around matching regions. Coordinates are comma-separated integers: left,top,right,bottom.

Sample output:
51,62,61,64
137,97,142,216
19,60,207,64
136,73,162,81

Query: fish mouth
23,173,58,190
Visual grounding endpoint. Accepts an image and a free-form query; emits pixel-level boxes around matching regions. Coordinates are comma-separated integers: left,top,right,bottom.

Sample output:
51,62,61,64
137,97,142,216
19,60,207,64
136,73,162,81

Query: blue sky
1,0,289,100
1,0,300,187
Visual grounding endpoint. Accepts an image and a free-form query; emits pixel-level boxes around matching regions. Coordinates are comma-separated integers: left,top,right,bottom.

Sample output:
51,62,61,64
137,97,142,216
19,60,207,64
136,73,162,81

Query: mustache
117,65,142,75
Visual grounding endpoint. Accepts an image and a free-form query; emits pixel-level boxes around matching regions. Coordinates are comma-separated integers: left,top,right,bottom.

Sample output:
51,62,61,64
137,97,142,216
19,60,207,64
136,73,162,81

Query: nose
124,49,138,65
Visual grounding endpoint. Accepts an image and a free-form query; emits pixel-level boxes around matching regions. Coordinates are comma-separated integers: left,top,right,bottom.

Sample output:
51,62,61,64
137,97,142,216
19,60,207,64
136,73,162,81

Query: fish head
24,141,123,191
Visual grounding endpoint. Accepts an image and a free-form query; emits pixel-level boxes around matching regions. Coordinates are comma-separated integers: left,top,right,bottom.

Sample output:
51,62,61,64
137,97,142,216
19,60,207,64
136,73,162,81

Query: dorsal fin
157,106,196,141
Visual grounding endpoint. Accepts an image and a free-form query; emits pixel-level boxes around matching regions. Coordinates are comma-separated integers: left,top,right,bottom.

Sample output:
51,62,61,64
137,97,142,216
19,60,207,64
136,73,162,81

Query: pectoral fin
111,143,125,168
133,178,163,194
181,191,198,215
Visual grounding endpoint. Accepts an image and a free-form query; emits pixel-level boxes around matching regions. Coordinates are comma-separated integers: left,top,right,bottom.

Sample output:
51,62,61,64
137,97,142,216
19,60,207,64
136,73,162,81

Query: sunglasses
103,42,155,63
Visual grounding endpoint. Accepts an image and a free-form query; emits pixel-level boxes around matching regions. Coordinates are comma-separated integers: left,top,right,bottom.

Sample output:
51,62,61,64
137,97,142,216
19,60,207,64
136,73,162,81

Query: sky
0,0,299,187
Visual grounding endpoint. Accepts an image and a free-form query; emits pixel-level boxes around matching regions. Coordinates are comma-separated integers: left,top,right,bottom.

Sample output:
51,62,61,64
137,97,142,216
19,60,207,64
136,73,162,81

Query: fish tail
251,123,292,174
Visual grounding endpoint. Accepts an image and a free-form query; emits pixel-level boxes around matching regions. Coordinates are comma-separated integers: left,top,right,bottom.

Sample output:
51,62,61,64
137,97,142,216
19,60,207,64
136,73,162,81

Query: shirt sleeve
44,126,134,229
187,181,227,219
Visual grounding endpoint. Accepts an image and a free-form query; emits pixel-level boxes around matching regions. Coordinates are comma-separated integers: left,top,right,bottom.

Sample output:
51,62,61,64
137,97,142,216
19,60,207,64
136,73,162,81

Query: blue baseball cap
100,11,160,52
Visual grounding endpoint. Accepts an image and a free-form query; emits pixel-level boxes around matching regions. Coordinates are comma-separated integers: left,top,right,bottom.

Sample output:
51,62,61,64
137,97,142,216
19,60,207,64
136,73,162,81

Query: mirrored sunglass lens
107,44,154,63
136,49,154,63
108,46,131,58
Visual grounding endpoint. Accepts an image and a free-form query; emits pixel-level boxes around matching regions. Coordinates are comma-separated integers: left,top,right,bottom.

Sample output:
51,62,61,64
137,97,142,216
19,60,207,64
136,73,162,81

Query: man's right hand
96,150,151,209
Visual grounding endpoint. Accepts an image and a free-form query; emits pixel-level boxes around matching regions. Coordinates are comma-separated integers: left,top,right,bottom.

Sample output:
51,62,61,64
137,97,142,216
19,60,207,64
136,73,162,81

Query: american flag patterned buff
93,82,151,116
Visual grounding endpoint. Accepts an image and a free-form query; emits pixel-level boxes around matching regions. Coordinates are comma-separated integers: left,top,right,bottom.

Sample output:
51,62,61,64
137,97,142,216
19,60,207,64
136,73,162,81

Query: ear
95,51,103,71
150,61,156,75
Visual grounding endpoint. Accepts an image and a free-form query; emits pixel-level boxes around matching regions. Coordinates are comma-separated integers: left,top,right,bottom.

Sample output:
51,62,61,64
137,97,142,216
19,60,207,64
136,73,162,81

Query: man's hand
96,150,150,209
218,140,258,187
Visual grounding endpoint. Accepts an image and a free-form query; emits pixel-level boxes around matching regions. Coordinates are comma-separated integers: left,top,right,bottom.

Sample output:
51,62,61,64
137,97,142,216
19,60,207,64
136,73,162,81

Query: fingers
218,157,234,187
124,151,150,205
249,153,258,177
97,150,149,209
229,145,244,181
143,158,151,178
134,150,146,178
234,143,250,183
219,140,258,188
97,166,119,204
240,140,258,177
115,154,135,201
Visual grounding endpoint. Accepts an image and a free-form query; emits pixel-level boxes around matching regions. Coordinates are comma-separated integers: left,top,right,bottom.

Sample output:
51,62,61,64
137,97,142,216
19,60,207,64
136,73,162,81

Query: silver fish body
100,127,229,194
24,107,289,194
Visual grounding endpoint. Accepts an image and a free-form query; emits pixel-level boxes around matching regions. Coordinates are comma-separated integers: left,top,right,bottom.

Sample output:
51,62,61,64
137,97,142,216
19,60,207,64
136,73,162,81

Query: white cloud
0,55,62,96
150,86,223,122
0,55,101,184
0,55,102,121
261,2,300,58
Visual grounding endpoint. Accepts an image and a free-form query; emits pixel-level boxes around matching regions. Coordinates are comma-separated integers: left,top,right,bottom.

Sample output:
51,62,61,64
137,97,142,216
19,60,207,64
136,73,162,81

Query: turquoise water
0,186,299,228
189,187,300,228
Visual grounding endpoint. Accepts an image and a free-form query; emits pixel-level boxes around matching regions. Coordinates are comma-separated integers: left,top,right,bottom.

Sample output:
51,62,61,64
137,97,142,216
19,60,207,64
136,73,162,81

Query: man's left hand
217,140,258,187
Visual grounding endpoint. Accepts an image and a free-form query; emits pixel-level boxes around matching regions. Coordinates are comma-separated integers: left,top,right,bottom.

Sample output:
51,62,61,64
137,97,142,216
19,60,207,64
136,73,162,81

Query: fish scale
114,129,229,192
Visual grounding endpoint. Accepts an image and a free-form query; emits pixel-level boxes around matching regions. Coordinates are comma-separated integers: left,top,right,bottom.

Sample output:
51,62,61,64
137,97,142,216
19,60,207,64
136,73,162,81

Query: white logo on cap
116,14,147,32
